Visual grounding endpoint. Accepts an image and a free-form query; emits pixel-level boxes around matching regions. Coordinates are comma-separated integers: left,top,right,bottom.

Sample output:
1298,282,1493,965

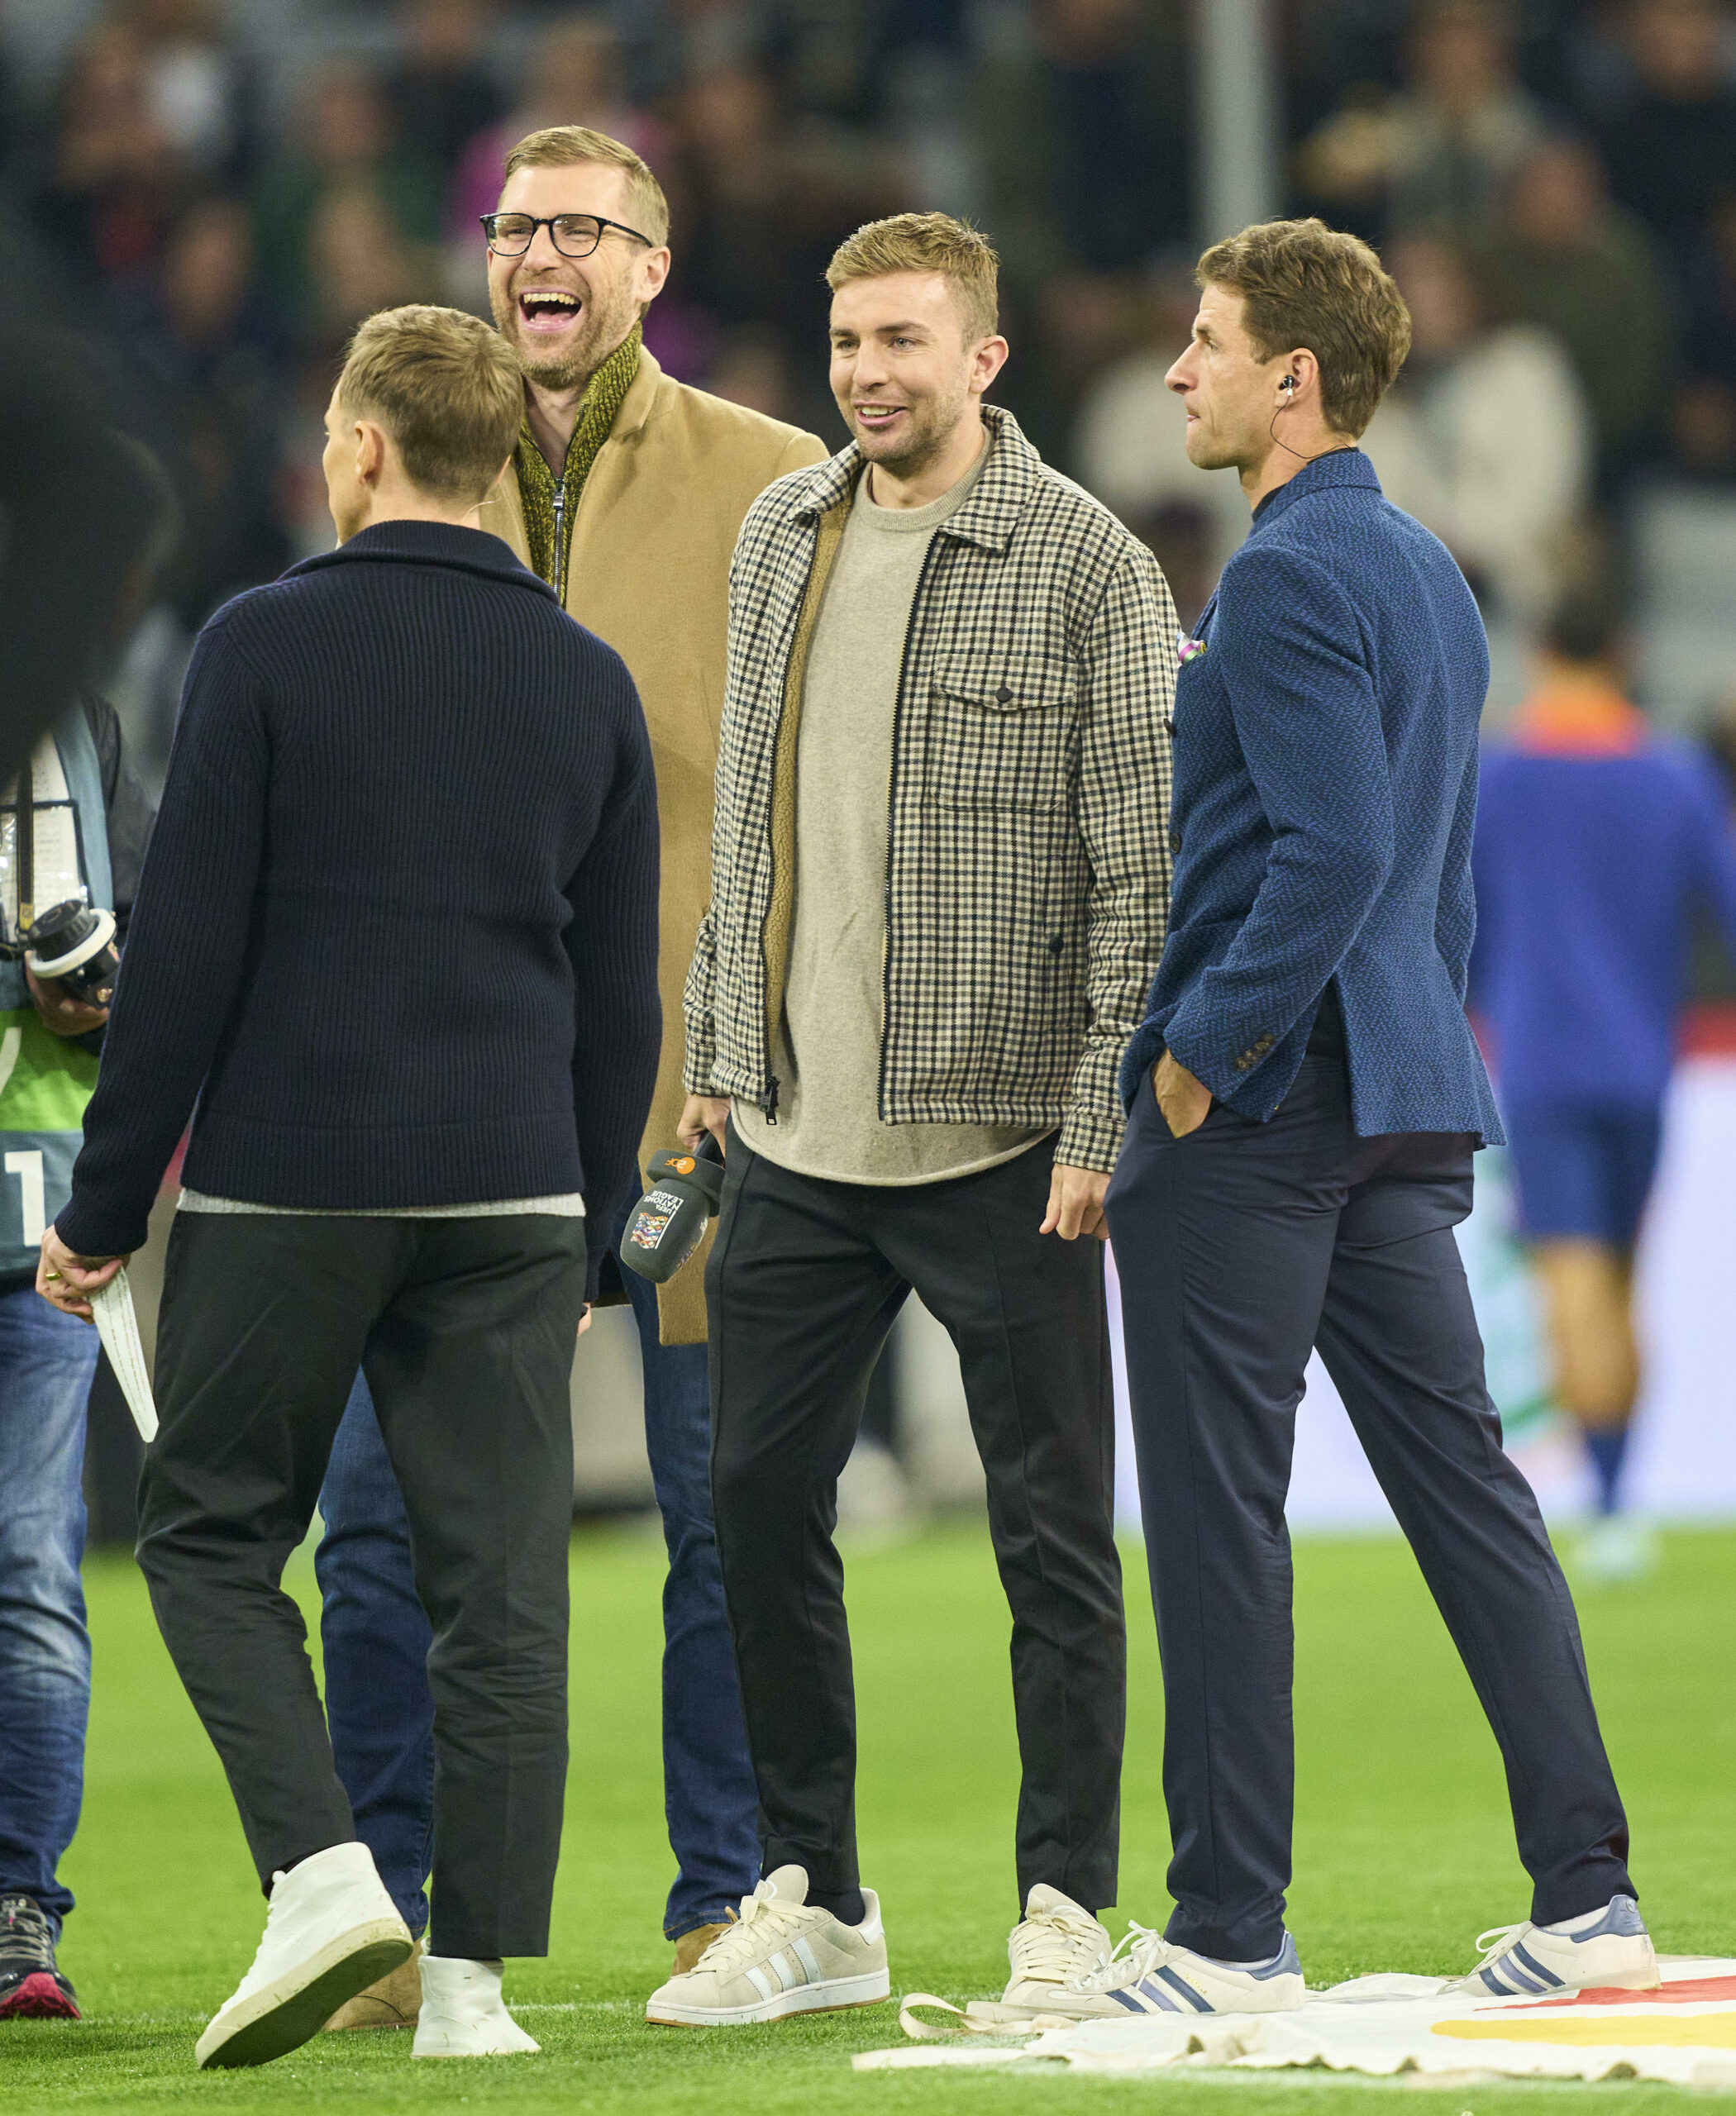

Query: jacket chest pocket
919,655,1080,813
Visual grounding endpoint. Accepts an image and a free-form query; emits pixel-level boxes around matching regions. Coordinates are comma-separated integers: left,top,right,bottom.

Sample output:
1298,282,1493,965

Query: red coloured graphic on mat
1495,1976,1736,2010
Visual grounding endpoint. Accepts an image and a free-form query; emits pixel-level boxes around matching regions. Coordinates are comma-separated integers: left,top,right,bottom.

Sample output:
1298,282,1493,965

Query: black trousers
136,1209,587,1960
1104,1056,1633,1961
706,1127,1125,1914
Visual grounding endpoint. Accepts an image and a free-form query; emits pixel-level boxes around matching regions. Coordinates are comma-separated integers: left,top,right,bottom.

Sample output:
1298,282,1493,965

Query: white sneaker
644,1866,889,2026
412,1956,540,2057
1002,1885,1112,2008
1012,1921,1305,2019
195,1842,413,2069
1444,1894,1659,1998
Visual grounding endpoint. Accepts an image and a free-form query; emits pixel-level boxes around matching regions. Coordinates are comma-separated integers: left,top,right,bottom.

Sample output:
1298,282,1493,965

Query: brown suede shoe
670,1918,733,1977
322,1936,427,2031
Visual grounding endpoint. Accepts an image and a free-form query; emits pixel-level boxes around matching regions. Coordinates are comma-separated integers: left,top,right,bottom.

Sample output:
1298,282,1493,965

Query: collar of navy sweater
1247,444,1381,534
767,403,1037,554
287,520,560,601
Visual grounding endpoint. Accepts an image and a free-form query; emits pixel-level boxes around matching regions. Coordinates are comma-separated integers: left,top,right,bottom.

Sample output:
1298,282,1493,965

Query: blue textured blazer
1121,448,1504,1145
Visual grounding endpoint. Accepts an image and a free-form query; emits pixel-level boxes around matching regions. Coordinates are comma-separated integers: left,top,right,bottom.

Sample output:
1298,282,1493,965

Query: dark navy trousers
1104,1055,1633,1962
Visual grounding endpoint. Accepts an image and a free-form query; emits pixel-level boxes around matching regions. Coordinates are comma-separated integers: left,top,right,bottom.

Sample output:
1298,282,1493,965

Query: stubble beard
490,274,638,393
850,387,969,485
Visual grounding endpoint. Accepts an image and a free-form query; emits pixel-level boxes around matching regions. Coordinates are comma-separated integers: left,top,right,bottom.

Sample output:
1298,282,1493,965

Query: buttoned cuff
1056,1104,1123,1175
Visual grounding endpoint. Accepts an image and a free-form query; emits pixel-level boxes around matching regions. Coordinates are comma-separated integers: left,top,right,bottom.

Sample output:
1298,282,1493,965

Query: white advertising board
1109,1056,1736,1533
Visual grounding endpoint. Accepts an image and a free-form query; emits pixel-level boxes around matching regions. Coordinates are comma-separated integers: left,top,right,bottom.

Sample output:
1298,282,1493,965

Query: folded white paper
91,1266,156,1442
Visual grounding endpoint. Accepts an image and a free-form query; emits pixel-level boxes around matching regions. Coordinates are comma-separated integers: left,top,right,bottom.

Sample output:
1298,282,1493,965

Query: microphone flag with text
618,1132,725,1283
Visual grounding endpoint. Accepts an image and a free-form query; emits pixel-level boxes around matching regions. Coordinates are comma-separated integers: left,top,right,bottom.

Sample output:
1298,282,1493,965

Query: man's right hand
679,1094,729,1156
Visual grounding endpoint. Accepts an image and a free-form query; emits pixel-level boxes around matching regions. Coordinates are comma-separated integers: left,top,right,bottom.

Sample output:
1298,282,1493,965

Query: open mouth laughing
517,286,584,336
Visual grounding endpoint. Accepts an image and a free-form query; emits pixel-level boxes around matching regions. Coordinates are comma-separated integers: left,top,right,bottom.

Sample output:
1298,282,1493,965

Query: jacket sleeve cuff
53,1196,148,1261
1161,1010,1247,1102
680,1037,722,1096
1055,1103,1123,1175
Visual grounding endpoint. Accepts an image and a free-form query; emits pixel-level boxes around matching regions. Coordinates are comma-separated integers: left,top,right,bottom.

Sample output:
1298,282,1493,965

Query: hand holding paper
91,1265,158,1442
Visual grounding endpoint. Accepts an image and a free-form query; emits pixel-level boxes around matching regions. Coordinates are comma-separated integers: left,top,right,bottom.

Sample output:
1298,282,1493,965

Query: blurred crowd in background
4,0,1736,789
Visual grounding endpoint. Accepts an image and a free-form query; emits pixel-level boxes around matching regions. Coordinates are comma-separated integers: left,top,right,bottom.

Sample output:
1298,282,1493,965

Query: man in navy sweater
36,305,660,2068
1081,222,1651,2018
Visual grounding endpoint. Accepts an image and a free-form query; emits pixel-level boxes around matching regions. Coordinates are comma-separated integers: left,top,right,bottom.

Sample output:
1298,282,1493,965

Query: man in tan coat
312,126,826,2018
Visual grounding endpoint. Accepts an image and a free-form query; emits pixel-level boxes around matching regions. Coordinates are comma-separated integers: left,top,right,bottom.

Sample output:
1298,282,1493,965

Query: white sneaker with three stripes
1007,1921,1306,2019
1443,1895,1658,1998
644,1866,889,2026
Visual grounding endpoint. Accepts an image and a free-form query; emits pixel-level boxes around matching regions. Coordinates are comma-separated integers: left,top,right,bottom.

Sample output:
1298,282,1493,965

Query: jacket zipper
551,477,568,600
876,535,941,1122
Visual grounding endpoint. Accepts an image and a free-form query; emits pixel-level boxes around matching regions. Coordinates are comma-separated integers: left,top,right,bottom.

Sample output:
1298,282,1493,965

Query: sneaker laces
1066,1919,1166,1994
1469,1920,1533,1970
0,1895,57,1973
1010,1904,1108,1983
689,1882,815,1973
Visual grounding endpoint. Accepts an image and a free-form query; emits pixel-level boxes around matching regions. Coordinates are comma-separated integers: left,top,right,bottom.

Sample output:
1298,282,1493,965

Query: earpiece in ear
1280,376,1297,395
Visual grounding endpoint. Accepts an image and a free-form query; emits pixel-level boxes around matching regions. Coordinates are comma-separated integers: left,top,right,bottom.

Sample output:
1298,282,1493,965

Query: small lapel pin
1178,636,1208,665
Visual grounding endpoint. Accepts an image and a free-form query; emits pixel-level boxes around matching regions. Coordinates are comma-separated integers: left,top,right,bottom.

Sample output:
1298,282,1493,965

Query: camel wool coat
481,347,825,1342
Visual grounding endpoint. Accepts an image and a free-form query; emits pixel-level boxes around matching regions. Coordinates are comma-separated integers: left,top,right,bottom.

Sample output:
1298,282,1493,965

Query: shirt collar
1247,446,1381,534
286,521,557,598
769,403,1042,552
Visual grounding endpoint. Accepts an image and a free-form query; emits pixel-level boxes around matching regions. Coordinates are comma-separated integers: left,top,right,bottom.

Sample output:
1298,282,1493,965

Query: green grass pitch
2,1518,1732,2113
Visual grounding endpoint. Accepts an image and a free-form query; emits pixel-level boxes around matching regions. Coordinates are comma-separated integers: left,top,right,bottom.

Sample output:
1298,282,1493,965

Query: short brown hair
503,125,670,247
336,305,523,502
826,213,999,343
1196,217,1411,437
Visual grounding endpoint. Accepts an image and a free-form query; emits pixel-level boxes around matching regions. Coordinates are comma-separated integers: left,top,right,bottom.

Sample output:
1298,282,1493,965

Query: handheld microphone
618,1132,725,1282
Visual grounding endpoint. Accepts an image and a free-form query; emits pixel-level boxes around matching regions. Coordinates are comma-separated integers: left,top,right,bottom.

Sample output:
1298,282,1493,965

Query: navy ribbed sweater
56,521,661,1294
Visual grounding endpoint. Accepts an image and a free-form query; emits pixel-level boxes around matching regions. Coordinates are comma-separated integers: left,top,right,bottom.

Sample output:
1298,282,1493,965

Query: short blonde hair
503,125,670,248
1196,218,1411,438
337,305,523,502
826,213,999,343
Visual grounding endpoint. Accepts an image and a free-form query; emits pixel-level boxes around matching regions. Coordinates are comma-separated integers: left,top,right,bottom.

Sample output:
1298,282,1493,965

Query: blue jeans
316,1203,760,1938
0,1287,101,1935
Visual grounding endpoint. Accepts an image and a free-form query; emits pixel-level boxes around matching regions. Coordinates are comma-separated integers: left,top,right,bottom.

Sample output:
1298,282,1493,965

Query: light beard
848,393,968,485
489,279,637,393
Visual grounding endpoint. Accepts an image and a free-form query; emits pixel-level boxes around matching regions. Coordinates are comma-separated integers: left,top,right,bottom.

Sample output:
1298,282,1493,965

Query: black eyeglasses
480,212,654,260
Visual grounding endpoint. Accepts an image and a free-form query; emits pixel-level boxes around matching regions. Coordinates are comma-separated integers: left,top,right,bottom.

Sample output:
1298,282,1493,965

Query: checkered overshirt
683,406,1176,1171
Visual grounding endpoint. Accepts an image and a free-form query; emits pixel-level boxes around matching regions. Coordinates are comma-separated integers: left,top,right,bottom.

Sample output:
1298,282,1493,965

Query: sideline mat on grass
858,1956,1736,2085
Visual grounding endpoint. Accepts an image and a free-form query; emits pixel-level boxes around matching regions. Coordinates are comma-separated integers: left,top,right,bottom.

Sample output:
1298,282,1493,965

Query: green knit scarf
516,322,642,600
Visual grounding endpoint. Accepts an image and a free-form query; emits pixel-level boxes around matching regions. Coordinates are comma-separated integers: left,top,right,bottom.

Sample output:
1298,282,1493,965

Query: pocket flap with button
923,653,1080,809
930,652,1080,713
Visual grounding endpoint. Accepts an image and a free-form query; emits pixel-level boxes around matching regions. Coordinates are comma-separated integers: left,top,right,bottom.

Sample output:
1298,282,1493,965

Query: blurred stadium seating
7,0,1733,1529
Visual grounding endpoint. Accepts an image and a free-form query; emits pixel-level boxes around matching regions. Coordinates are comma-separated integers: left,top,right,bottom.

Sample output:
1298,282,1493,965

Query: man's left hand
1041,1163,1110,1241
38,1224,126,1321
26,966,107,1039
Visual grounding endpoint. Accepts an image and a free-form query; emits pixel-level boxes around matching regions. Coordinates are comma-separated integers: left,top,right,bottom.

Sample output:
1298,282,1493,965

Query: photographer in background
0,444,162,2024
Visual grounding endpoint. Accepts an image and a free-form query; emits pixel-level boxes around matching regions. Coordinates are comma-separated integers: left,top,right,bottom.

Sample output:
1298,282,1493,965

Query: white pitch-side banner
860,1956,1736,2084
1107,1057,1736,1532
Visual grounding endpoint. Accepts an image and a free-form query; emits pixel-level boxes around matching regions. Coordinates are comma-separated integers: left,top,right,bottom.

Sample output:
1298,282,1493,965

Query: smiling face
485,160,669,392
1165,280,1289,474
827,270,1004,481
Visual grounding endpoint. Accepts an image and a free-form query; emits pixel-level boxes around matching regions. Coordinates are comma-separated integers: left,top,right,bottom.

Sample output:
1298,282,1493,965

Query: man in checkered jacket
660,214,1177,2028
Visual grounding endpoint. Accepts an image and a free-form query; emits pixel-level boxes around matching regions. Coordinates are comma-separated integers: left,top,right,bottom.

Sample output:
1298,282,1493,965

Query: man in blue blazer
1085,222,1653,2018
